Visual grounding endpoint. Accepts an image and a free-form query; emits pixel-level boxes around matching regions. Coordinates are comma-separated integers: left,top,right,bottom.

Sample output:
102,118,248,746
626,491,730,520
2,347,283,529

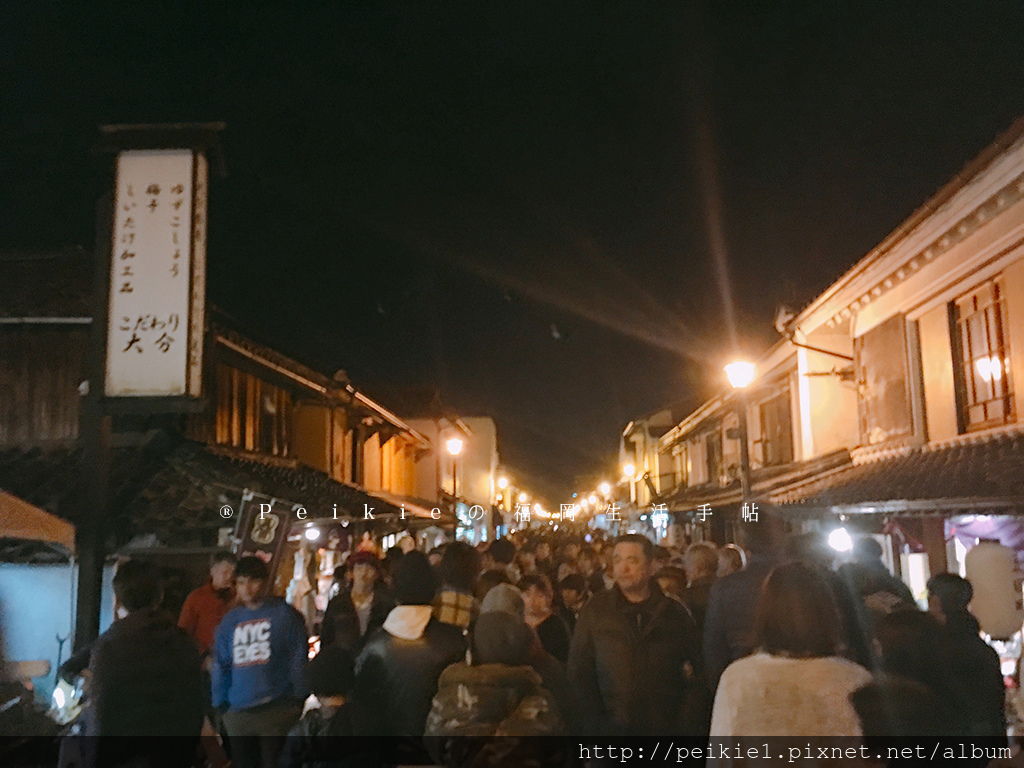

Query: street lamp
497,476,508,490
598,481,611,496
622,464,635,478
725,360,755,502
446,436,463,500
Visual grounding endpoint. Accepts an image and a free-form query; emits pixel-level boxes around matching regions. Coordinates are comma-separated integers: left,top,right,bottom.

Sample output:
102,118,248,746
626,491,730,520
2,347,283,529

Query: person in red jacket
179,551,237,665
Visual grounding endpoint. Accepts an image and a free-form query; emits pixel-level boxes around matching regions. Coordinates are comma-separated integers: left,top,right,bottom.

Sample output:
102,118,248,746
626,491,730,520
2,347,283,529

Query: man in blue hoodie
212,556,309,768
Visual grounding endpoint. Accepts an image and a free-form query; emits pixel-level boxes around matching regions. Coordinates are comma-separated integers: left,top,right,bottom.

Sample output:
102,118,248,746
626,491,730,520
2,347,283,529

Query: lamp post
445,436,463,499
724,361,755,502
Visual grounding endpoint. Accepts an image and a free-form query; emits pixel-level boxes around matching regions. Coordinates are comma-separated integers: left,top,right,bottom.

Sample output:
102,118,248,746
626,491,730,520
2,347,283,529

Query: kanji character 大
122,333,143,353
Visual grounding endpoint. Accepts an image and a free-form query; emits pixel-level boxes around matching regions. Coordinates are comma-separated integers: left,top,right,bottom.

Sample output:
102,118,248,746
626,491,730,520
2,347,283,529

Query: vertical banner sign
188,152,207,397
105,149,207,397
234,490,297,589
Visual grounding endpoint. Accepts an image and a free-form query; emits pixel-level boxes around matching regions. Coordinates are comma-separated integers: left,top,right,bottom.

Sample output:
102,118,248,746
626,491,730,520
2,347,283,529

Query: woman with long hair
709,562,872,736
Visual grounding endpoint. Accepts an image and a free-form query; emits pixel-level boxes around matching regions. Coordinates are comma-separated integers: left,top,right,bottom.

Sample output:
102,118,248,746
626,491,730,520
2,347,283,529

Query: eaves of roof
773,426,1024,516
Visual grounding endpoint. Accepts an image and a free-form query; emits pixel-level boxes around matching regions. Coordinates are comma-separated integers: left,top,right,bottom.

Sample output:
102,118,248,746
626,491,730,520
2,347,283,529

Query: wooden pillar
75,193,113,652
921,516,948,577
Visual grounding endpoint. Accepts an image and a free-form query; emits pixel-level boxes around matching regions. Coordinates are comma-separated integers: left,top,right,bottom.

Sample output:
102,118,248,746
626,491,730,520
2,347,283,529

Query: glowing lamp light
305,527,321,541
828,527,854,553
599,482,611,495
622,464,636,478
976,356,1003,383
518,492,528,503
725,360,757,389
446,437,464,456
497,477,509,490
588,494,598,505
580,497,590,508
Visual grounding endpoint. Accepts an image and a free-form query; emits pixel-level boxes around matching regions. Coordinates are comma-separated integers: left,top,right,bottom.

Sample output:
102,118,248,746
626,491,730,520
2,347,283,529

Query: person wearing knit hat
480,582,526,620
471,611,534,666
321,549,394,654
477,580,576,732
352,551,465,737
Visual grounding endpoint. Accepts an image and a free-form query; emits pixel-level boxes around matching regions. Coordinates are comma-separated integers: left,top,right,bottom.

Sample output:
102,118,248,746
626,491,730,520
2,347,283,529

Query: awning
0,490,75,554
368,491,455,526
771,427,1024,516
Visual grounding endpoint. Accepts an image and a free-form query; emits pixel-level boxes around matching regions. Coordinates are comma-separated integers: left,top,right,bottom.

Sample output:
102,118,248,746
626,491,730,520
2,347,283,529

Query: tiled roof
772,427,1024,513
0,438,425,552
662,449,852,512
0,247,93,318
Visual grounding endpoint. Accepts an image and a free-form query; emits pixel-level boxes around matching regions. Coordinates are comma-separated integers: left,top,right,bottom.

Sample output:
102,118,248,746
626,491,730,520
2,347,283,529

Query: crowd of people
46,519,1008,767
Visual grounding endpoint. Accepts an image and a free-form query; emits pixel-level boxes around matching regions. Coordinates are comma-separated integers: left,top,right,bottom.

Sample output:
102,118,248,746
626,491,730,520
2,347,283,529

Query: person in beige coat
710,562,872,737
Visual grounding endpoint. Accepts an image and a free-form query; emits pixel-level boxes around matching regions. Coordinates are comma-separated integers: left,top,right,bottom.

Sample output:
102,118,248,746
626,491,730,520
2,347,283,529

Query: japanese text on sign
106,150,205,397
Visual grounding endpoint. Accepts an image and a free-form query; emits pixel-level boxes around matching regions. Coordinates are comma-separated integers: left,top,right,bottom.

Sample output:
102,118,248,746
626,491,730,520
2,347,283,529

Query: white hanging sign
105,149,206,397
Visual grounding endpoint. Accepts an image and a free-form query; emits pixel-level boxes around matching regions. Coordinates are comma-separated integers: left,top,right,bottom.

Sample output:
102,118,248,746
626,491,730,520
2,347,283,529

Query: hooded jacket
424,662,564,768
425,662,562,737
353,605,466,736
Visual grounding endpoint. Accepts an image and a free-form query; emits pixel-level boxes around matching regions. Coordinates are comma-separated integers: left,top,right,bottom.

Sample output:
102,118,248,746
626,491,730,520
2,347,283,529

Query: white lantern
965,540,1023,640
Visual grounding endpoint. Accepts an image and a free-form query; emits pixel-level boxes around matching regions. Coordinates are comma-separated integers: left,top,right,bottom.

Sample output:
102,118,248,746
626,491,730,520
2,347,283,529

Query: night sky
5,3,1024,501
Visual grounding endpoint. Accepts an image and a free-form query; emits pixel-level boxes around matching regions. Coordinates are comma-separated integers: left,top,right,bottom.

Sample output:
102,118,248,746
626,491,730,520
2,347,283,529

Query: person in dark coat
520,573,571,664
703,521,780,690
577,546,607,595
321,551,394,654
837,537,915,614
567,534,701,736
280,646,369,768
352,551,465,737
680,542,718,636
556,573,589,634
480,583,576,732
927,573,1007,740
87,559,205,767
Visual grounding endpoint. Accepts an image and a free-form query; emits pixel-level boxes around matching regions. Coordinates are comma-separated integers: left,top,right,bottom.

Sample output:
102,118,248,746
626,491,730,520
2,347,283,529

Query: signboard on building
105,149,206,397
233,490,298,588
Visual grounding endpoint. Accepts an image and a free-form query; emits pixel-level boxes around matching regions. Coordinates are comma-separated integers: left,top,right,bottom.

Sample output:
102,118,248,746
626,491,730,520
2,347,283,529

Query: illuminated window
953,278,1014,431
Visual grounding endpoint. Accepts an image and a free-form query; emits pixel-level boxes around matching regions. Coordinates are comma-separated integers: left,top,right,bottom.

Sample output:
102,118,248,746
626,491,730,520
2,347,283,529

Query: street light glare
304,527,320,541
497,476,508,489
445,437,464,456
588,494,597,505
599,482,611,495
725,360,756,389
518,492,528,503
828,526,854,552
622,463,635,478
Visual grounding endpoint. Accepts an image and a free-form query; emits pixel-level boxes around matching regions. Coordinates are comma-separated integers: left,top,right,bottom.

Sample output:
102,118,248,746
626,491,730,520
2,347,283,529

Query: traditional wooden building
637,115,1024,590
0,246,443,557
